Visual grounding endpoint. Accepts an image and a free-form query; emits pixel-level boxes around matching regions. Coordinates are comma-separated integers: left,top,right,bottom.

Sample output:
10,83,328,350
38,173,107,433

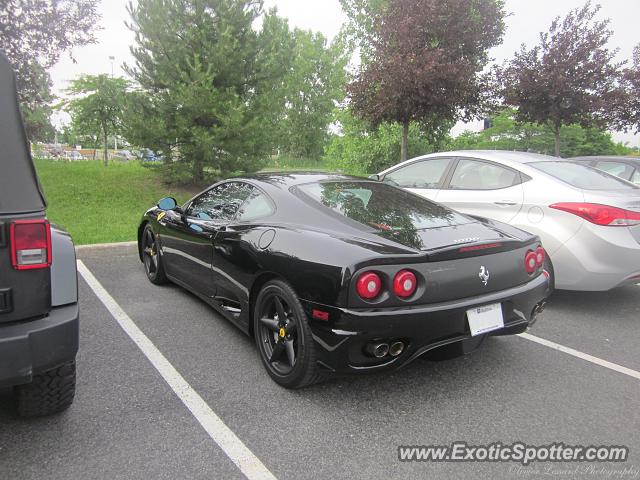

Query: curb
75,240,137,251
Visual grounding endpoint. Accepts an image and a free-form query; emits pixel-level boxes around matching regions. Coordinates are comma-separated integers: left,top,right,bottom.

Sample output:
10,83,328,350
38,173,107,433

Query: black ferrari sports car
138,173,549,388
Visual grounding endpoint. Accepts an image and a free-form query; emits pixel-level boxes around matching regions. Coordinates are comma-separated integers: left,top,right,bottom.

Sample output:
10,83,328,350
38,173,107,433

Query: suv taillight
10,220,52,270
550,202,640,226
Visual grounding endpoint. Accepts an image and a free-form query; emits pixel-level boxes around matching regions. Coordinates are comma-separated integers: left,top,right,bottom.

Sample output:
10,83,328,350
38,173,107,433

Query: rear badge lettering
479,266,490,286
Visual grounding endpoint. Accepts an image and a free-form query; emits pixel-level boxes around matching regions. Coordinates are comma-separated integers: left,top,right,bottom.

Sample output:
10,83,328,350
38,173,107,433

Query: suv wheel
15,361,76,417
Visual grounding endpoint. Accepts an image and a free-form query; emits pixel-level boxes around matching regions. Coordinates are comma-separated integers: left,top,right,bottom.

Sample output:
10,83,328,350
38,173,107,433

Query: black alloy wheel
254,280,322,388
142,225,167,284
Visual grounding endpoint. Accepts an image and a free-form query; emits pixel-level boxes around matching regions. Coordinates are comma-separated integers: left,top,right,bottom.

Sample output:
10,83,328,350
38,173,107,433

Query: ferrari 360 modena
138,173,549,388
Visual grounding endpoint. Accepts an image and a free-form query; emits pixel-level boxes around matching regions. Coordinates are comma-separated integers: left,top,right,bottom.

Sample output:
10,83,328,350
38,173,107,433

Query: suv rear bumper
0,303,78,387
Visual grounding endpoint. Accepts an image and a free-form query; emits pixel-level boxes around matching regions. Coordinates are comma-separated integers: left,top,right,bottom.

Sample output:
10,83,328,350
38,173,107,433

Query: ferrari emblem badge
479,266,490,286
279,327,286,338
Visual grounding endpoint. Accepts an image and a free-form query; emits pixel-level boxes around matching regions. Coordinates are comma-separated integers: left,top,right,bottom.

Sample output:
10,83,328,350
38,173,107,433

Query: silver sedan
377,150,640,291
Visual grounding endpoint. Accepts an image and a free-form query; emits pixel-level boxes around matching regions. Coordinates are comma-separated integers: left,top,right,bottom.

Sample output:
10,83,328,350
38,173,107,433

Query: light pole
108,56,118,152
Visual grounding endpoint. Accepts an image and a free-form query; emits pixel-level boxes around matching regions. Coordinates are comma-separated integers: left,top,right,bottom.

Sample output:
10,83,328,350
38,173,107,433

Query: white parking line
518,332,640,381
76,260,277,480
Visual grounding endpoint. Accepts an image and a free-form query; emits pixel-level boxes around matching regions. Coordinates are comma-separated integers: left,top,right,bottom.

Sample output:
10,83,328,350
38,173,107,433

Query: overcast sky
49,0,640,145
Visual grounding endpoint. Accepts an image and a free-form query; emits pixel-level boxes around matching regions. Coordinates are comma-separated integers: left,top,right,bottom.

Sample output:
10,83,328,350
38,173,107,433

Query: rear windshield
296,181,472,231
530,162,639,190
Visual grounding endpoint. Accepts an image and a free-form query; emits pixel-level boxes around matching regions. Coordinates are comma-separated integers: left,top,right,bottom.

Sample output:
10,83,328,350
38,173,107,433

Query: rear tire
253,280,324,388
16,361,76,417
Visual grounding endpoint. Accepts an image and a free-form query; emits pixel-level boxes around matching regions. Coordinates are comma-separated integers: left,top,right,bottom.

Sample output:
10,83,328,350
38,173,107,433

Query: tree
617,44,640,134
125,0,294,182
277,30,349,159
64,75,130,165
346,0,505,162
325,107,452,175
500,2,625,157
0,0,100,138
21,63,55,142
451,108,634,157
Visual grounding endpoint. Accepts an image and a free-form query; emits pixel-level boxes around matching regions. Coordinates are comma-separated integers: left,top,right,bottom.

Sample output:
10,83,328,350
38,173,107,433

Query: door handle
494,200,517,206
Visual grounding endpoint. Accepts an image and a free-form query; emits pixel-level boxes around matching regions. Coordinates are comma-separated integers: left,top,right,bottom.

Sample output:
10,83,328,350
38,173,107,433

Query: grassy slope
35,160,199,245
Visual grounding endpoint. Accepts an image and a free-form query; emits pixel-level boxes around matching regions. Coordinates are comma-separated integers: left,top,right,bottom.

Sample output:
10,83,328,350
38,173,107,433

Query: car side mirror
368,174,380,181
157,197,178,211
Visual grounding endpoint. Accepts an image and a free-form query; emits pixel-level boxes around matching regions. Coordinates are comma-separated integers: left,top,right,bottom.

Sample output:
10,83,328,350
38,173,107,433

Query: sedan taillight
550,202,640,226
10,220,52,270
356,271,382,299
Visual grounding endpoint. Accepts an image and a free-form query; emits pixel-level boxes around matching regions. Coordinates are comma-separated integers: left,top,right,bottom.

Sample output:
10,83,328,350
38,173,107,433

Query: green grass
35,159,199,245
262,155,330,172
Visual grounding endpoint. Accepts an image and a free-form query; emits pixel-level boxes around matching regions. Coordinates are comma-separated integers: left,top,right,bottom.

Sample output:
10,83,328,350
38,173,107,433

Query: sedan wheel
142,225,167,284
254,280,322,388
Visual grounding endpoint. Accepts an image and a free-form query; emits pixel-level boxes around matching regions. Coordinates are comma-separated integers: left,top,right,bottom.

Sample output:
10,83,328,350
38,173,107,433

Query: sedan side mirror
368,174,380,181
157,197,178,210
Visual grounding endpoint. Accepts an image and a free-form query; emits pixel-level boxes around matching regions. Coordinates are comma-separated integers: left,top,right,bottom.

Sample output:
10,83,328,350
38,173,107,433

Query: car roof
379,150,562,175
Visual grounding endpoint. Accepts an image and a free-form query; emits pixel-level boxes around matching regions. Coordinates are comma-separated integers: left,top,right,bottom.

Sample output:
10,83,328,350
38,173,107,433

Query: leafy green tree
64,75,130,165
451,108,634,157
125,0,294,182
325,108,452,175
277,29,349,160
346,0,505,162
0,0,100,139
616,44,640,134
500,2,625,157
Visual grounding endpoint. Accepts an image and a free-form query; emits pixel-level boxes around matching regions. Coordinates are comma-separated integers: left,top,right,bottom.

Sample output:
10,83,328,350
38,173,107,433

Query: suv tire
15,360,76,417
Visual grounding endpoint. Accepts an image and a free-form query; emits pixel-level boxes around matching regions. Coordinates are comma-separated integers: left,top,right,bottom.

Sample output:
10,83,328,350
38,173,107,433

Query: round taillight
524,250,537,274
534,247,545,267
393,270,417,298
356,271,382,299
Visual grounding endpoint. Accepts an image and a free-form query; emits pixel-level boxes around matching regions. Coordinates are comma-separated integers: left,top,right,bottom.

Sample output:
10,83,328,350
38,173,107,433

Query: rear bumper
0,303,79,387
301,274,548,375
552,224,640,291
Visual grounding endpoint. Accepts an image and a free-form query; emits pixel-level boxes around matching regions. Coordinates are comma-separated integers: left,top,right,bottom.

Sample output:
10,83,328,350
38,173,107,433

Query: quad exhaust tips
365,340,405,358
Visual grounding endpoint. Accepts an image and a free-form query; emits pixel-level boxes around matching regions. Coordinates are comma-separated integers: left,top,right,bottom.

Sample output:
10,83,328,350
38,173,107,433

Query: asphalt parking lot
1,243,639,480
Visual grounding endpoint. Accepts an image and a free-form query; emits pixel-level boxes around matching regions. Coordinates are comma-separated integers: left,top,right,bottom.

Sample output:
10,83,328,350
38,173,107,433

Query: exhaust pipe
365,342,389,358
529,301,546,327
389,341,405,357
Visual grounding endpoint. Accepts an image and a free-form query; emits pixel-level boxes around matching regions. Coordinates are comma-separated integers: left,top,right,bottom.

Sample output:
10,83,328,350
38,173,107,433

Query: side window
630,169,640,185
236,190,275,221
187,182,254,221
594,161,634,181
449,159,518,190
384,158,451,188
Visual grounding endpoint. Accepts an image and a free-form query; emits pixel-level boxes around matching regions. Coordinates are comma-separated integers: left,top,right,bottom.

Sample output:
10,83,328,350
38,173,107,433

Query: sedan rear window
530,162,639,190
296,181,472,231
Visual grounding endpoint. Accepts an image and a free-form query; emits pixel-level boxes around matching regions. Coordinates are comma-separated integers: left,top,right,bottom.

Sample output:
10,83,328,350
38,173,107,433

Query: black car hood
0,51,46,214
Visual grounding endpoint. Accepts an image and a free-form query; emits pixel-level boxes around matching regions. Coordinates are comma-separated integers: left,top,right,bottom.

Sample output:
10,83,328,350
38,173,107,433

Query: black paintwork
139,173,549,374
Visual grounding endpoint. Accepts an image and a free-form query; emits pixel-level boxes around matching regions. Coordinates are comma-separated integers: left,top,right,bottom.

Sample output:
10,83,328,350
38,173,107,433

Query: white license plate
466,303,504,336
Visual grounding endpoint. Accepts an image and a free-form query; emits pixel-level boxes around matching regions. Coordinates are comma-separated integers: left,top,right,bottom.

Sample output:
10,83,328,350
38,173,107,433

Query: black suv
0,53,79,416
